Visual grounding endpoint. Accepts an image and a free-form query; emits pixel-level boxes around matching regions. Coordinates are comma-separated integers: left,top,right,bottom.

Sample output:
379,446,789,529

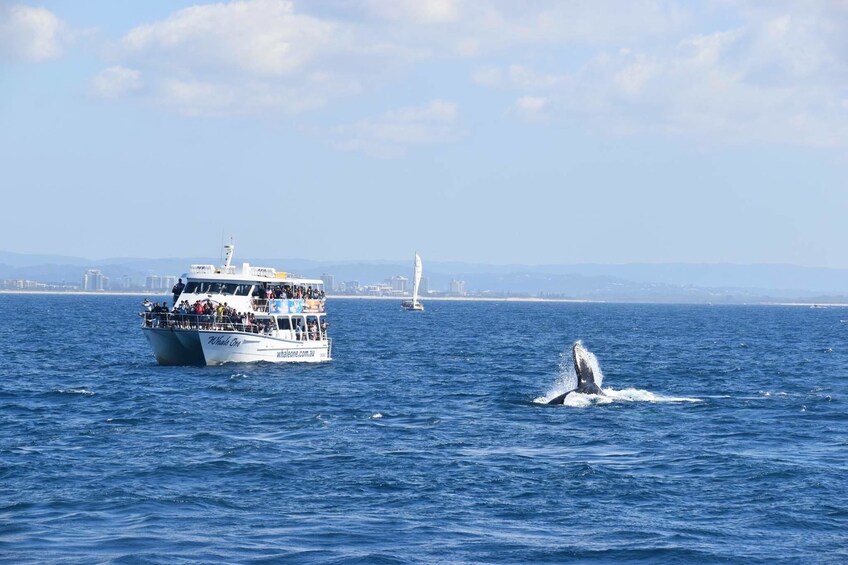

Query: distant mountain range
2,250,848,304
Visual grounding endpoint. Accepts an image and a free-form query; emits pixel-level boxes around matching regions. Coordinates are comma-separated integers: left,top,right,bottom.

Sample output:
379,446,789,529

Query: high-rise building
320,273,335,292
3,279,41,289
342,281,360,293
450,279,466,295
83,269,108,291
391,276,408,292
145,275,178,290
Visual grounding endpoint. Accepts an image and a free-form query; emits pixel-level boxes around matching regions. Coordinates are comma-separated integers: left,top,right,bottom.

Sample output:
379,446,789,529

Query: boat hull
142,327,206,366
199,331,331,365
142,327,331,366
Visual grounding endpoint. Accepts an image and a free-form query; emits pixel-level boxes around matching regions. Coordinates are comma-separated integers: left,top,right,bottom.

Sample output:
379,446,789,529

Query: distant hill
2,250,848,303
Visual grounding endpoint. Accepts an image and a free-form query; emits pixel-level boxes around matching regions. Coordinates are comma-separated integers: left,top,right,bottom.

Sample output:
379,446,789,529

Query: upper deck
187,261,322,286
165,244,326,315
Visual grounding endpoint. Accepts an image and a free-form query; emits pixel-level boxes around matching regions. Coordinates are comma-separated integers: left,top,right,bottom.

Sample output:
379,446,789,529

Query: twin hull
142,327,331,366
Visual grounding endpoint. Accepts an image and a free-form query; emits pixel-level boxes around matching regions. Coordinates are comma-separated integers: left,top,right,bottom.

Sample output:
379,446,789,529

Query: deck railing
140,312,328,341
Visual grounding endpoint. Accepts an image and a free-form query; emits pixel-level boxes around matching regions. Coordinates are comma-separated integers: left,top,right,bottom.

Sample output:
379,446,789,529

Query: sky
1,0,847,266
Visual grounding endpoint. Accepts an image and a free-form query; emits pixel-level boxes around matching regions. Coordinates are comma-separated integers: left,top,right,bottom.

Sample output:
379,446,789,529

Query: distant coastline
0,290,151,297
0,289,595,303
6,250,848,304
3,289,847,307
327,295,597,304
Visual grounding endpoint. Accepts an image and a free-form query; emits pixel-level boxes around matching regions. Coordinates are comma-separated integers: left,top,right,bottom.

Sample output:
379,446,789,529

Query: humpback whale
547,342,605,405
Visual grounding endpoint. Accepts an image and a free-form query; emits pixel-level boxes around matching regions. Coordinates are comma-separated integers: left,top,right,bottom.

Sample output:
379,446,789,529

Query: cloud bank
27,0,848,151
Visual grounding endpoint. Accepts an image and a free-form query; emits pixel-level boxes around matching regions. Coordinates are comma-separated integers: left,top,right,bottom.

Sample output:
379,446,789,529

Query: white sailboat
401,252,425,311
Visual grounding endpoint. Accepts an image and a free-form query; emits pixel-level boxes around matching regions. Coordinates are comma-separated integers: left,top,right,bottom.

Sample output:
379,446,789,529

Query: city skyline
8,248,848,303
2,266,464,300
2,1,847,267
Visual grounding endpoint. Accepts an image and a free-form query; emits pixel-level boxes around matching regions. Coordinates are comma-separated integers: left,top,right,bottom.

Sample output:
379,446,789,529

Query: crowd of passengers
143,299,327,340
256,284,325,300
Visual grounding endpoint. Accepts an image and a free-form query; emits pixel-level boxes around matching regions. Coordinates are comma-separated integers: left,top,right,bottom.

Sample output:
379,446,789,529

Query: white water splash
603,387,701,403
534,341,601,403
534,341,701,406
535,386,700,406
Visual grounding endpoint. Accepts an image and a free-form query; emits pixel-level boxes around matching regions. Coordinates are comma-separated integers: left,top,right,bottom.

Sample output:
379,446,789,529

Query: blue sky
1,0,847,266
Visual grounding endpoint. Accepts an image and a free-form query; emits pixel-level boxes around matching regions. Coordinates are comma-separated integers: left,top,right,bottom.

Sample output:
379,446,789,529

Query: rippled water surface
1,295,846,563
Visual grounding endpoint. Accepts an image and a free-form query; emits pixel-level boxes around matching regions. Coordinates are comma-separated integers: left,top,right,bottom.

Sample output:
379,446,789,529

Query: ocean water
1,294,846,564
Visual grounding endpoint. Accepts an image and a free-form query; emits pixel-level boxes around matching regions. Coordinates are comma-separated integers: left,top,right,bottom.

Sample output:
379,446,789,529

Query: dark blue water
1,295,845,563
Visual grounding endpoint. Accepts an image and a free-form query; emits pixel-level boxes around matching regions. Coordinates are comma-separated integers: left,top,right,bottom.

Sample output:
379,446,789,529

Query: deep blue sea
1,294,846,563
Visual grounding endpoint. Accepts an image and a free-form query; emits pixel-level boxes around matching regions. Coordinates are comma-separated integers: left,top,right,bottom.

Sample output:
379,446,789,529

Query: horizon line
2,249,848,271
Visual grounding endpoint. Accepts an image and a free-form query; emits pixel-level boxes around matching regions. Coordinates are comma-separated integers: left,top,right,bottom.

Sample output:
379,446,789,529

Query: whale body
547,342,605,405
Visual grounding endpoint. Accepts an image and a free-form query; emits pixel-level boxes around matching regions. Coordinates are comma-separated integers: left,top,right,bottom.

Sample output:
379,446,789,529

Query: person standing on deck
172,278,185,305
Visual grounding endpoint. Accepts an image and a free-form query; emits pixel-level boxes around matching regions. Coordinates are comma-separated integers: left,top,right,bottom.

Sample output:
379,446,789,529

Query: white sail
412,253,422,305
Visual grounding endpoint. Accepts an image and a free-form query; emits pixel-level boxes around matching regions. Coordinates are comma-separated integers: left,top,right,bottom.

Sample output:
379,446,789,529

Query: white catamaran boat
401,252,424,311
140,243,331,365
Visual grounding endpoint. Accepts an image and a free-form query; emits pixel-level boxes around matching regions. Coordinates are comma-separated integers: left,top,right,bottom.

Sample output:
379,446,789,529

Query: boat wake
534,342,701,406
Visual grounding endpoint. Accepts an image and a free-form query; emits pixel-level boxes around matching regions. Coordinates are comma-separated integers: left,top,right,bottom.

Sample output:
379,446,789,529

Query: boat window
198,282,210,294
277,317,291,330
185,282,199,293
235,284,251,296
221,283,238,295
208,282,223,294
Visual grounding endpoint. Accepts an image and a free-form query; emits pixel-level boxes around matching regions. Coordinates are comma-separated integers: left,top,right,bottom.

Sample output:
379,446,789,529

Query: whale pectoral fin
547,390,573,405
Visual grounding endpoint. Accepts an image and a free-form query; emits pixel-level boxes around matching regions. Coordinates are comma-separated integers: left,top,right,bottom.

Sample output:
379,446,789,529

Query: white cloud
512,95,550,121
331,100,465,157
473,64,568,91
472,66,504,87
364,0,461,24
0,4,64,61
447,0,688,50
98,0,691,116
80,0,848,147
154,78,332,117
474,4,848,146
107,0,394,115
122,0,336,77
613,53,658,95
91,66,142,99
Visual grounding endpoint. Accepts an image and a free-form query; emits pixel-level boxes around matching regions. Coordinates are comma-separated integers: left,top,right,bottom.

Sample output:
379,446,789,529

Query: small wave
370,413,383,419
106,417,141,425
54,388,94,396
